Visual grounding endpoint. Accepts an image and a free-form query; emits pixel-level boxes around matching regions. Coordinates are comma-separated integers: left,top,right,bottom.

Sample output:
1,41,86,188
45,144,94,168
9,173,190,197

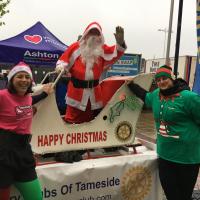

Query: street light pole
166,0,174,65
158,28,173,59
158,28,168,58
158,0,174,64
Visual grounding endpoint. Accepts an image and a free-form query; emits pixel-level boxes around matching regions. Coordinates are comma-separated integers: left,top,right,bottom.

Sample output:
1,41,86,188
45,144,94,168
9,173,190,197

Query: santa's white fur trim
79,22,105,44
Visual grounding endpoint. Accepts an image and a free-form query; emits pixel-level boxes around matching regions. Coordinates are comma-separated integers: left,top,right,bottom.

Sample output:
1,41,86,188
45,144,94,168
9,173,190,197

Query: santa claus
56,22,126,123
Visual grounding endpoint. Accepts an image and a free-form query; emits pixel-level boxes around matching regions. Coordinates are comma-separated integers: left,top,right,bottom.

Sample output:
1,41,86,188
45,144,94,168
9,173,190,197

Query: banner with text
10,153,162,200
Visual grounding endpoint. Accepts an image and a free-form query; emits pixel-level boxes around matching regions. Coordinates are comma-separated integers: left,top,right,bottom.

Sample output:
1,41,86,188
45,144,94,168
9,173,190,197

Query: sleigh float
31,72,153,154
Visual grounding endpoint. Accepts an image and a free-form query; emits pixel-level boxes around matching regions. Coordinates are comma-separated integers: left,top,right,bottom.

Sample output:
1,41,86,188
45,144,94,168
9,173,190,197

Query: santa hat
79,22,105,43
7,62,33,82
155,65,173,79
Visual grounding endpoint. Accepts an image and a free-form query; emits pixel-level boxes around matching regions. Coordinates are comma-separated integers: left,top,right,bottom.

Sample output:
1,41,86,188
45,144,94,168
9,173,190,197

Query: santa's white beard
80,36,103,69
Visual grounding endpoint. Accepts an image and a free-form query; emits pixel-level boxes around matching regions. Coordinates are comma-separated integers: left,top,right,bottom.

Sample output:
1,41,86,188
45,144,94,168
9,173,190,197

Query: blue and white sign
106,53,141,78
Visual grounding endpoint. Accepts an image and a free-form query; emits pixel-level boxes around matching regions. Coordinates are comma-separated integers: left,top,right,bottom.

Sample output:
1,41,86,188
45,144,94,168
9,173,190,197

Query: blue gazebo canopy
0,21,67,67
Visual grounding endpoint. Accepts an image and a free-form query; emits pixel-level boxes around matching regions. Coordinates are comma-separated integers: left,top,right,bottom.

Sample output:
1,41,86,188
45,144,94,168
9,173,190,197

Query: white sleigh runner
31,72,153,154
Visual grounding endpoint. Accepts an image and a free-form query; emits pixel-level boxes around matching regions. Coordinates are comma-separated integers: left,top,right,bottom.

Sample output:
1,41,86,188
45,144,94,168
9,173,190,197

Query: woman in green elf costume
128,65,200,200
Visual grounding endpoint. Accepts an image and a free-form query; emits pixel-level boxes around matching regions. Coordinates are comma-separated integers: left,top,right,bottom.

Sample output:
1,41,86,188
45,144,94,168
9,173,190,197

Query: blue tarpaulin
0,21,67,66
193,2,200,94
193,55,200,94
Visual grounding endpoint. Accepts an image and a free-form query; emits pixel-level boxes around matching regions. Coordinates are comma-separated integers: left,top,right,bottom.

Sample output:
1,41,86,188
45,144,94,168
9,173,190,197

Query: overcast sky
0,0,197,59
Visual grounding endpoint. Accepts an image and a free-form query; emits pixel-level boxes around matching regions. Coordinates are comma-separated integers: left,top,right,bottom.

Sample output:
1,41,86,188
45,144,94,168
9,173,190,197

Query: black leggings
158,158,199,200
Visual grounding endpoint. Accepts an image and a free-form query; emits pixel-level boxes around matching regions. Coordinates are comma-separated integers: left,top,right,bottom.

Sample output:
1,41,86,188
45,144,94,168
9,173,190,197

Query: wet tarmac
136,109,156,142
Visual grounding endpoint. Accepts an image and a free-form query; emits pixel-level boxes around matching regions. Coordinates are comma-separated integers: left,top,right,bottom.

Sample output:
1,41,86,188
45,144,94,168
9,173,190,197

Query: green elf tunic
145,88,200,164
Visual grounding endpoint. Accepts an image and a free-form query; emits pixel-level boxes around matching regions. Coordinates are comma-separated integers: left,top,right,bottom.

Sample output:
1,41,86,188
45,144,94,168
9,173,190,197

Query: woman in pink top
0,62,52,200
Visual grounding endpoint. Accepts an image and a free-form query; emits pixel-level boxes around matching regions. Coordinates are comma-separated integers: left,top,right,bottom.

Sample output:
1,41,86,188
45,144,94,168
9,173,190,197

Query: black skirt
0,129,37,187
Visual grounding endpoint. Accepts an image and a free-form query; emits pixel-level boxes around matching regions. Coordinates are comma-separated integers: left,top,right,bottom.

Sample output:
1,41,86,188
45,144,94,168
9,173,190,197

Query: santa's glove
127,81,147,102
114,26,126,47
55,64,65,73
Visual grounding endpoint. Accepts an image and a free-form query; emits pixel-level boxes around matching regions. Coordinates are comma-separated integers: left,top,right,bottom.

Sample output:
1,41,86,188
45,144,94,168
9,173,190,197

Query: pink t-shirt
0,89,33,134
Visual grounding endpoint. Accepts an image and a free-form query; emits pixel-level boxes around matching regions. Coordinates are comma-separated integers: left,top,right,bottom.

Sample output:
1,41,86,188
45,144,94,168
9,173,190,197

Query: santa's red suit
56,22,126,123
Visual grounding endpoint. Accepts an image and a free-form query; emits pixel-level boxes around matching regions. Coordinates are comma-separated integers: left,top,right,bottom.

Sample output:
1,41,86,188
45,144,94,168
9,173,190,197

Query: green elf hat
155,65,173,79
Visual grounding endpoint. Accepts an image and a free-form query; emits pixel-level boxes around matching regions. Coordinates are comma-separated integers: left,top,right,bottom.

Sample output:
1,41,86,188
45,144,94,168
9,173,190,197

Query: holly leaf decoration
124,96,141,110
109,94,142,123
109,101,124,123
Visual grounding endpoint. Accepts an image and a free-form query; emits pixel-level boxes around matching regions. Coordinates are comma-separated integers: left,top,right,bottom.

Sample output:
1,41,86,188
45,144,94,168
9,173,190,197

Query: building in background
145,55,197,88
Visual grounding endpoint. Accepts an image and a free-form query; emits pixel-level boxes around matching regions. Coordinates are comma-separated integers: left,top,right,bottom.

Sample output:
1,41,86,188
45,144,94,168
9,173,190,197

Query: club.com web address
79,194,112,200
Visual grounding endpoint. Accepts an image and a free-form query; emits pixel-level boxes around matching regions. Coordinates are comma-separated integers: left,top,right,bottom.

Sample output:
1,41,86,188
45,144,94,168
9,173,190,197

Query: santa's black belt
71,77,99,88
